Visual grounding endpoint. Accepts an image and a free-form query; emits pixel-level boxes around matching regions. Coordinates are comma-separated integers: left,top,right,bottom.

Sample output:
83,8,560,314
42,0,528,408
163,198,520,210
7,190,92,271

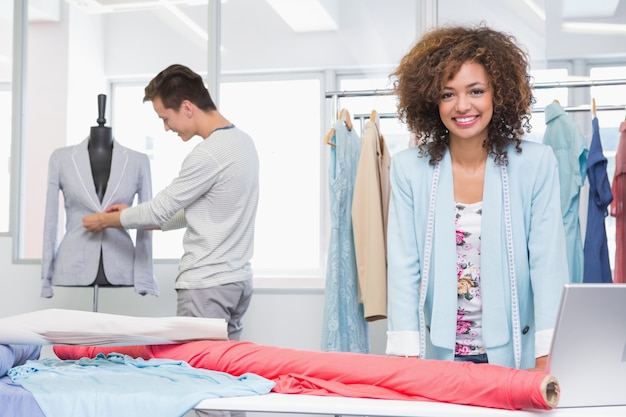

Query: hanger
369,109,385,149
370,109,380,129
553,99,560,105
592,97,597,118
323,127,336,147
324,108,353,147
339,108,353,131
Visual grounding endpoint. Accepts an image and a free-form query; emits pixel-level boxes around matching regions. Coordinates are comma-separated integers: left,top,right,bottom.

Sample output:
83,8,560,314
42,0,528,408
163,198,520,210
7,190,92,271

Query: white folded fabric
0,309,227,345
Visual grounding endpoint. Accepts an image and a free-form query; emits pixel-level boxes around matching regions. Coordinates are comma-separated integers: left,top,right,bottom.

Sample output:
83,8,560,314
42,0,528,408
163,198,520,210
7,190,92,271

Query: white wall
0,233,387,353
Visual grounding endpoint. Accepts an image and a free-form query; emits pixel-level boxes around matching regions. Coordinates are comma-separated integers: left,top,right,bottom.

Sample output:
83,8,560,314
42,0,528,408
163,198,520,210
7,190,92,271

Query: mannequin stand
93,284,100,312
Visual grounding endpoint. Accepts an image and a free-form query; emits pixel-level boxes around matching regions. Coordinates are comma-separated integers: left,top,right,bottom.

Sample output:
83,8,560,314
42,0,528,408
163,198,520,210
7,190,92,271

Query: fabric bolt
41,137,157,297
121,125,259,290
542,102,588,283
54,340,560,411
11,352,274,417
610,121,626,283
0,308,227,345
322,121,369,353
351,120,391,322
583,117,614,283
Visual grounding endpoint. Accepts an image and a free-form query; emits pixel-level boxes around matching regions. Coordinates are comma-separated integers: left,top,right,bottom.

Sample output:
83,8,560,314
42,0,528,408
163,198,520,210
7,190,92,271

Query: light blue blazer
386,141,569,368
41,138,158,298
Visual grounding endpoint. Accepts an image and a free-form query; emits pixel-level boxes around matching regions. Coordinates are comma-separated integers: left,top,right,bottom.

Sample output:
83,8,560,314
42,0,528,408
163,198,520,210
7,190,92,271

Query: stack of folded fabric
0,344,44,417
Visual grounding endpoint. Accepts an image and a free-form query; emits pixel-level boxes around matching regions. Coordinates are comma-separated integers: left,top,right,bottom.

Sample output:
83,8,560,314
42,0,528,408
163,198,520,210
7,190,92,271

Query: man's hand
105,203,128,213
83,211,123,233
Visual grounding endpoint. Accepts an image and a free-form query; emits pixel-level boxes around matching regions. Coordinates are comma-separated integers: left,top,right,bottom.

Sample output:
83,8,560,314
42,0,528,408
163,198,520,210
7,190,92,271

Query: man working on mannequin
83,64,260,341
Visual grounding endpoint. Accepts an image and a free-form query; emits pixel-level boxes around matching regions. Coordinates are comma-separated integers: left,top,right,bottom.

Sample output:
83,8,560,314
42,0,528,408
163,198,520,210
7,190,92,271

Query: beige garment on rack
351,118,391,322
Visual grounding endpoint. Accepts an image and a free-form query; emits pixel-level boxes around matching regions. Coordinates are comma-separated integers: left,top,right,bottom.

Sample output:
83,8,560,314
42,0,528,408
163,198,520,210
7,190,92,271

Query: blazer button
522,326,529,335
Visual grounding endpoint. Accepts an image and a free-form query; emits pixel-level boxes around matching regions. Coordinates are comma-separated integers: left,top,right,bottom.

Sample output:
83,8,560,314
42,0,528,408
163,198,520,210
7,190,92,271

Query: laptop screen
547,283,626,408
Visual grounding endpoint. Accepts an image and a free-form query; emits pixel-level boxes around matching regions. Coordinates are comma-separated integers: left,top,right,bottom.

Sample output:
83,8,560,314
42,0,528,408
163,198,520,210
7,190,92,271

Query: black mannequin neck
88,125,113,205
89,126,113,149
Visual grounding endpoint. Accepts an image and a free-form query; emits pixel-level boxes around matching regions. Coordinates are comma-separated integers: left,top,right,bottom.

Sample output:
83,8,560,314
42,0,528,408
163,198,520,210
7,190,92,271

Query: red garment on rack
54,340,559,410
610,121,626,283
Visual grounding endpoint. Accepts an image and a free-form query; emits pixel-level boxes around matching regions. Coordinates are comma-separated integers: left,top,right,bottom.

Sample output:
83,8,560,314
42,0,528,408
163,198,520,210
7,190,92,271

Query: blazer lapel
429,152,459,349
480,158,508,342
101,140,129,209
71,138,102,212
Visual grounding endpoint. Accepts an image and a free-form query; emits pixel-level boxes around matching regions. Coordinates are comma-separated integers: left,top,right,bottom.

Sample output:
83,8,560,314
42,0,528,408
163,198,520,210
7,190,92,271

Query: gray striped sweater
121,126,259,289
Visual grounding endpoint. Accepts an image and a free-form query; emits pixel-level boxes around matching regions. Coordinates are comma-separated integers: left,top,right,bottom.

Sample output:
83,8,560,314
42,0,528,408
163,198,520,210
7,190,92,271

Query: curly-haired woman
385,25,568,371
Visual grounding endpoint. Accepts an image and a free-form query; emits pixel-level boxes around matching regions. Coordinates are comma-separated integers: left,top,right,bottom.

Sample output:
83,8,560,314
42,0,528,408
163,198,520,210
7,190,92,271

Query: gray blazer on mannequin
41,137,159,298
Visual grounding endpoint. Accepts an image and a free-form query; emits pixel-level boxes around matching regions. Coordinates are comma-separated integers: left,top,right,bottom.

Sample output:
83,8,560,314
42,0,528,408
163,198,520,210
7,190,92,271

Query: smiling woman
386,24,568,371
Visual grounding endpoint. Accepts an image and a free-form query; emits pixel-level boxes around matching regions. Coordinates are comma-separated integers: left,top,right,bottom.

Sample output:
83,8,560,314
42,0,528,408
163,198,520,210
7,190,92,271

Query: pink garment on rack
610,121,626,283
54,340,559,411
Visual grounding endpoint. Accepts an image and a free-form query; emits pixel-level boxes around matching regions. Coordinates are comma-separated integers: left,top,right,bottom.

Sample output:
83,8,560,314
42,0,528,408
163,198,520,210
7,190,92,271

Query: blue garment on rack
322,121,370,353
542,102,588,283
9,353,274,417
583,117,613,283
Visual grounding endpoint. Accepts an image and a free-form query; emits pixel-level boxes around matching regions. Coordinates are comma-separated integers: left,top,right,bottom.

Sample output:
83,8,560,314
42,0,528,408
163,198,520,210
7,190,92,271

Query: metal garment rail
326,78,626,122
325,78,626,99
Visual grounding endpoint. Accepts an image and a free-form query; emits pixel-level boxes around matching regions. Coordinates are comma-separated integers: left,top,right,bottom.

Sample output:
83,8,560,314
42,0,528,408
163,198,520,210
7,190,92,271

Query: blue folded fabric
0,345,44,417
0,375,45,417
10,352,274,417
0,344,41,377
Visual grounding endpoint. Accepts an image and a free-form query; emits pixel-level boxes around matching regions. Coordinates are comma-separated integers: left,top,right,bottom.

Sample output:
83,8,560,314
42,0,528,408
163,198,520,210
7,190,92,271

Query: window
0,0,12,234
111,75,325,281
0,87,10,233
336,75,410,156
526,68,570,143
220,76,323,277
16,2,213,260
111,82,197,260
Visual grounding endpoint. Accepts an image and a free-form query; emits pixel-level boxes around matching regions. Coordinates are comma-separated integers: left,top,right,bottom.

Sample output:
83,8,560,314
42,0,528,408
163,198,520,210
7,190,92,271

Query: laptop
547,283,626,408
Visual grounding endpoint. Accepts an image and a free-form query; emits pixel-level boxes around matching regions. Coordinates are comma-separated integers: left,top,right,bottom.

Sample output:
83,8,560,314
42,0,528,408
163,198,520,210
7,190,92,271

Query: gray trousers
178,281,253,417
176,279,254,341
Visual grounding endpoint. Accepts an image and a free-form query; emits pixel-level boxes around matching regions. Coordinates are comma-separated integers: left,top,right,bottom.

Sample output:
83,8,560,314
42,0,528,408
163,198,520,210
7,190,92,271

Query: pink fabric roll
54,340,559,410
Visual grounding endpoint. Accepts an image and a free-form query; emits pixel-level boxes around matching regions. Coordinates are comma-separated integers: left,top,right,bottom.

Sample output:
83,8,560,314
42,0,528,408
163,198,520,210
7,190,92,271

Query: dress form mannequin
89,94,115,288
41,94,157,306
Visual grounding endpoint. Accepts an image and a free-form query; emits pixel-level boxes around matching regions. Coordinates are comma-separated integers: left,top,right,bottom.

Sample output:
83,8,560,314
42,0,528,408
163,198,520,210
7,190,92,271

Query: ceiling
30,0,623,36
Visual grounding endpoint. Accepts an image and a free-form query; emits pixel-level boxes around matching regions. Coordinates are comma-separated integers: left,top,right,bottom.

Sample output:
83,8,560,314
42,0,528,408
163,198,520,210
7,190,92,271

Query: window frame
109,71,332,289
0,83,12,235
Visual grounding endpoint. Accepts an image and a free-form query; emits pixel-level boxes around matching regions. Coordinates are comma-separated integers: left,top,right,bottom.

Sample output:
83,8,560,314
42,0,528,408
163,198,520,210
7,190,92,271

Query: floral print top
455,201,486,356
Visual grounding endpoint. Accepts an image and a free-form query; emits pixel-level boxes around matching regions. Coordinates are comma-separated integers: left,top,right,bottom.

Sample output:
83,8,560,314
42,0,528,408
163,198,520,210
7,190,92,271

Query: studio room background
1,0,625,356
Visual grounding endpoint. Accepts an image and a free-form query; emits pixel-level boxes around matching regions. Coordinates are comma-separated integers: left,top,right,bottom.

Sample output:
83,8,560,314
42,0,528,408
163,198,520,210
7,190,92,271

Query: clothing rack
533,105,626,113
326,78,626,124
325,78,626,100
351,112,396,131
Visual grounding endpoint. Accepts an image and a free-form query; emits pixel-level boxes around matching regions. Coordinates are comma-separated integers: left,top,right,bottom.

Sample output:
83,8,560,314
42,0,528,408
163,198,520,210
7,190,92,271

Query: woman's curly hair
392,24,535,165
